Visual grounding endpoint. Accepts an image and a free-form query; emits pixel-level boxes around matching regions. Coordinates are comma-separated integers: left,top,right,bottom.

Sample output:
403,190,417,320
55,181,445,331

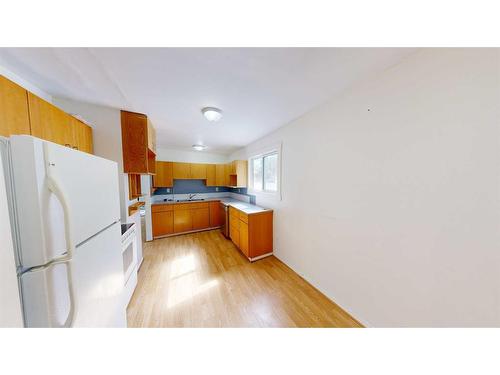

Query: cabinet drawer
238,211,248,223
152,204,173,213
228,206,239,217
173,202,209,210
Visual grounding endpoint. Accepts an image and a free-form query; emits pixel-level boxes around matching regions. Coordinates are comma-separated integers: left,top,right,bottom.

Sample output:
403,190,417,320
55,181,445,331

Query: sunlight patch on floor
166,276,220,309
169,254,196,279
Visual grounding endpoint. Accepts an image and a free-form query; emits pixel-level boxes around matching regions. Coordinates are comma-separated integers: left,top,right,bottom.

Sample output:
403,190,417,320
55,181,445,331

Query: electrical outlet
215,187,219,192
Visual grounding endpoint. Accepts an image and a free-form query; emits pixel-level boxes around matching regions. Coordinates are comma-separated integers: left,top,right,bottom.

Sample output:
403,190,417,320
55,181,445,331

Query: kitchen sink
175,198,205,202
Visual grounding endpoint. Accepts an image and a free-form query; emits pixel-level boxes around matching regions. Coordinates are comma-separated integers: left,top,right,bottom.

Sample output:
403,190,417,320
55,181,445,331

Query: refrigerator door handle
44,143,77,328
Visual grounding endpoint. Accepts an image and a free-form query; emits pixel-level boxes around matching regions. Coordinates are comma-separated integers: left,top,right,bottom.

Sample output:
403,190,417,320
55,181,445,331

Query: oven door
122,230,137,284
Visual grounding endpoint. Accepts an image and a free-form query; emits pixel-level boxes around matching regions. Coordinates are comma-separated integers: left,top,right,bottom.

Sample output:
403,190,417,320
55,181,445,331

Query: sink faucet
188,193,198,200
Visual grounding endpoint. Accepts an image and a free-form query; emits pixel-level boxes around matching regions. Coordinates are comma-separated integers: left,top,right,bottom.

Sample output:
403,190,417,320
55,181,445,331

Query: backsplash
153,179,229,195
153,179,255,203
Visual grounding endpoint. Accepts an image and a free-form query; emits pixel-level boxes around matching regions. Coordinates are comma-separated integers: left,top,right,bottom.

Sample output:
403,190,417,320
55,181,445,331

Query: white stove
121,223,138,307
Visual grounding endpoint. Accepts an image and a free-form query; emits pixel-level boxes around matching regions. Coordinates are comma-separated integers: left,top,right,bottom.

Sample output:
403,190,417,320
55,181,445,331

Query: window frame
247,143,282,200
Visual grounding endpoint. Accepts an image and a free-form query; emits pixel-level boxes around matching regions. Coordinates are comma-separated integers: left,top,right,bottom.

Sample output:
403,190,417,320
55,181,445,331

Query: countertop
152,197,272,215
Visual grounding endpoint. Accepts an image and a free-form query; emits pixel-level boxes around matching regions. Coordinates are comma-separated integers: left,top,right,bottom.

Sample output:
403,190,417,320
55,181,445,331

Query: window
248,146,281,198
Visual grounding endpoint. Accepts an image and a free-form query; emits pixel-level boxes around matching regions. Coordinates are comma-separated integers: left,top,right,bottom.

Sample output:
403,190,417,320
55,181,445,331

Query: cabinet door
230,221,240,248
224,163,231,186
28,93,74,147
154,161,173,187
121,111,148,173
190,163,207,179
235,160,248,187
215,164,225,186
147,118,156,153
209,201,221,227
152,211,174,237
173,162,190,179
174,209,192,233
239,220,249,257
0,75,31,137
206,164,216,186
70,117,93,154
192,208,210,230
229,207,240,246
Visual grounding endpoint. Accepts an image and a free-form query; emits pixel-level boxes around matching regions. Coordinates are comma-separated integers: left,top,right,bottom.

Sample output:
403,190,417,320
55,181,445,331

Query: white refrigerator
0,135,126,327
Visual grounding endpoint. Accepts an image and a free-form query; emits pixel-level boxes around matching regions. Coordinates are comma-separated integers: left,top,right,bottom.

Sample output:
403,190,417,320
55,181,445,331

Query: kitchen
1,46,499,332
0,62,357,328
1,2,499,374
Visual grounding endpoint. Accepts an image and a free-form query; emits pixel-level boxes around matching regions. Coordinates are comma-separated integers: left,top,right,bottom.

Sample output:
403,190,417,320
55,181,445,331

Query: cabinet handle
65,144,71,147
72,146,78,150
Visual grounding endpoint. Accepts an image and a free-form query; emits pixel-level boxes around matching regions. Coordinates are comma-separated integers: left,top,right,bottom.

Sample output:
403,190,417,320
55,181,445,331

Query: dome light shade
192,144,207,151
202,107,222,122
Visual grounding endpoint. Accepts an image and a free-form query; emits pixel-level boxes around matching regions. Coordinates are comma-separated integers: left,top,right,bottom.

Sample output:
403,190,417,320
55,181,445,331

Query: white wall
53,98,130,223
156,147,228,163
230,48,500,327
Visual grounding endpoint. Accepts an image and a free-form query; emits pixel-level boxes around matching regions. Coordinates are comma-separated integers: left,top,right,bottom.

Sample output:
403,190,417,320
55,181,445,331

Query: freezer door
10,136,121,268
20,222,126,327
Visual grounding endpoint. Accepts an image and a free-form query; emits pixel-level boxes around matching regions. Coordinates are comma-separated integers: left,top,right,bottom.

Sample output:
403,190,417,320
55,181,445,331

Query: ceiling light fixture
201,107,222,122
192,144,207,151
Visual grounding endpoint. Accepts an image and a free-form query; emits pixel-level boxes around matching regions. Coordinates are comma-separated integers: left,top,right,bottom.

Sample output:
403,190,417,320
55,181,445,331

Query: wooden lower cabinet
192,207,209,230
239,220,249,257
152,211,174,237
209,201,221,227
173,208,192,233
228,206,273,261
150,200,224,238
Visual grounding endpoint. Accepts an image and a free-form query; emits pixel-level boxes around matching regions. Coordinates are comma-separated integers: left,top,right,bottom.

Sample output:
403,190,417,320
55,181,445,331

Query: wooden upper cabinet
147,118,156,154
153,161,173,187
70,117,93,154
28,92,74,147
173,162,190,179
215,164,225,186
172,162,207,180
224,163,231,186
190,163,207,179
0,75,31,137
206,164,216,186
228,160,248,187
1,77,93,153
121,110,147,173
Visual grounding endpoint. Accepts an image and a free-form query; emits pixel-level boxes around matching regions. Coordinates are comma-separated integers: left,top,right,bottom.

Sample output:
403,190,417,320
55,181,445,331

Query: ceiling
0,48,418,154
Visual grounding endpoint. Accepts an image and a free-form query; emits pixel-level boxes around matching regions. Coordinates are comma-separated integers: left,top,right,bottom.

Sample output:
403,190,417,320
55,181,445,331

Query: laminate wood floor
127,230,362,327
